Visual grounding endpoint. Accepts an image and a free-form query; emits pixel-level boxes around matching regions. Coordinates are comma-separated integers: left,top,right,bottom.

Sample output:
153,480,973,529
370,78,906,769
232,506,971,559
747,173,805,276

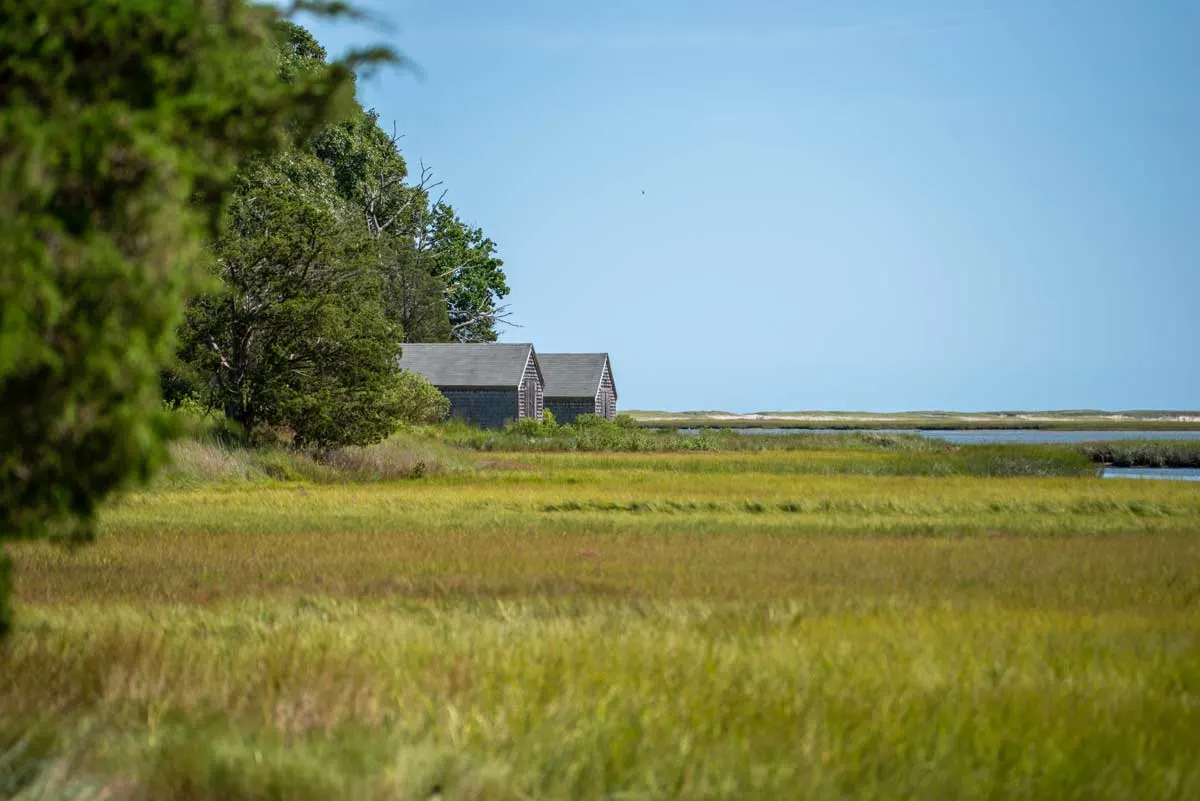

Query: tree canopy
177,152,412,448
174,21,510,444
1,2,511,636
0,0,391,636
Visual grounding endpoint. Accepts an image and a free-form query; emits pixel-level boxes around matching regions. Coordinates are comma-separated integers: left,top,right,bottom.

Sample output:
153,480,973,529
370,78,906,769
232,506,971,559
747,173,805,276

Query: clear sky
305,0,1199,413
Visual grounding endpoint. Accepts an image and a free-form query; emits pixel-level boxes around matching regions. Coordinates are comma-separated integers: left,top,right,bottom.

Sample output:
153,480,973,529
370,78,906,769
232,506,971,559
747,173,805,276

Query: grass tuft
321,434,470,481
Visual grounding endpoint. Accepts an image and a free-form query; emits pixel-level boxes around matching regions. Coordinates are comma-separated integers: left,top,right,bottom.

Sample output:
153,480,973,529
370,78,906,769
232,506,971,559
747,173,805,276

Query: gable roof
539,353,615,399
398,343,539,389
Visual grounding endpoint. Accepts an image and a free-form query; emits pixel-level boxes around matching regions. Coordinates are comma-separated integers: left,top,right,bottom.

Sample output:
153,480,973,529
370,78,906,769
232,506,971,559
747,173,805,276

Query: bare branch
207,336,232,371
366,155,442,239
450,301,519,335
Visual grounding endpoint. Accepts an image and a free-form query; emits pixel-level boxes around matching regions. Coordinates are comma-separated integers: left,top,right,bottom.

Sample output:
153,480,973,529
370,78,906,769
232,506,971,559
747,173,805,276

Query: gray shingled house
398,343,543,428
539,353,618,423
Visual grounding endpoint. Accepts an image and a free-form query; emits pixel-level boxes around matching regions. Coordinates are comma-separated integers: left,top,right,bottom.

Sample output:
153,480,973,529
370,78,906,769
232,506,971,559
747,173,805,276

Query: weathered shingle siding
441,389,519,429
545,398,596,425
517,352,543,422
596,359,616,420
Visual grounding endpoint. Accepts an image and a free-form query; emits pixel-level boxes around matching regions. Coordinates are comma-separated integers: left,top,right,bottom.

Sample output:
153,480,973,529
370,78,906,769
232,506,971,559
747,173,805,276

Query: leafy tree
180,153,408,449
310,110,455,341
311,105,512,343
0,0,388,637
176,22,466,448
424,203,511,342
311,108,411,228
381,240,457,343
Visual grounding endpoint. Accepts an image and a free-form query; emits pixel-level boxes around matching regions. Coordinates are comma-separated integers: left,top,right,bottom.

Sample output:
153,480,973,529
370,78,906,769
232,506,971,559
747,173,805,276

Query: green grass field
4,445,1200,799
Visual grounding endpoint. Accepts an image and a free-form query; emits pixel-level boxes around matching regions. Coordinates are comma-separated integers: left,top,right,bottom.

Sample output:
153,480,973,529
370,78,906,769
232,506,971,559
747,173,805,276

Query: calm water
678,428,1200,445
1102,467,1200,482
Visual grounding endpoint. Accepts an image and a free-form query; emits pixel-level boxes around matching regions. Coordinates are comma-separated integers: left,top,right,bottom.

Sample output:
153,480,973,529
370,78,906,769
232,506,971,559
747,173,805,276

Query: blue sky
305,1,1199,412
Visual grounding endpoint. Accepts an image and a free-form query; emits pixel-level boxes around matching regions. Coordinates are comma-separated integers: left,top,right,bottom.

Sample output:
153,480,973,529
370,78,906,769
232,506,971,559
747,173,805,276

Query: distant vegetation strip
1078,440,1200,469
157,430,1095,486
162,411,1200,486
636,417,1200,431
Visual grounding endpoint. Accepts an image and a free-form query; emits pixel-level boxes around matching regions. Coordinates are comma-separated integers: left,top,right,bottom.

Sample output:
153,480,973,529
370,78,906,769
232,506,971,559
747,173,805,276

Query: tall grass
154,434,471,488
5,444,1199,799
436,416,952,453
320,436,472,480
1079,439,1200,468
12,479,1200,603
3,598,1198,800
156,426,1099,484
431,418,1098,476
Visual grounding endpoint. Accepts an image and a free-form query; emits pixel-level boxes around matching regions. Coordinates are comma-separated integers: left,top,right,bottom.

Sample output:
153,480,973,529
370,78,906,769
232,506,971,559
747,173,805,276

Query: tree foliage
308,107,512,343
393,371,452,425
425,203,511,343
0,0,386,636
178,153,411,449
176,21,509,447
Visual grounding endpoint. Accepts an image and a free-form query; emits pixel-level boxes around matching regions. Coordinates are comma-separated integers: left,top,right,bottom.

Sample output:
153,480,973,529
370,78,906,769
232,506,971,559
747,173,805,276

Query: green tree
425,202,512,342
310,103,512,343
310,110,455,341
180,153,409,449
0,0,388,637
382,238,457,343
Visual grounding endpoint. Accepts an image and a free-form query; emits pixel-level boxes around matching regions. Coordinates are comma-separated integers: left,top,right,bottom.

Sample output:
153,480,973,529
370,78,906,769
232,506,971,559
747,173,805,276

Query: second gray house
539,353,617,423
398,343,543,428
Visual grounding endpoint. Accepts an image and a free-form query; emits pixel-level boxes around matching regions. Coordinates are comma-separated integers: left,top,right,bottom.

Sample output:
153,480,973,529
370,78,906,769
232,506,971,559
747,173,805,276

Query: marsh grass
2,600,1199,800
319,436,473,481
436,418,953,453
434,420,1099,477
1080,439,1200,468
157,428,1099,487
5,450,1200,799
12,512,1200,606
155,434,471,488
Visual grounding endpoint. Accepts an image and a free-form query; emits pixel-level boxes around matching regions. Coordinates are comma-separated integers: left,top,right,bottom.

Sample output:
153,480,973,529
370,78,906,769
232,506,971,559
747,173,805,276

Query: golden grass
98,455,1200,541
13,526,1200,608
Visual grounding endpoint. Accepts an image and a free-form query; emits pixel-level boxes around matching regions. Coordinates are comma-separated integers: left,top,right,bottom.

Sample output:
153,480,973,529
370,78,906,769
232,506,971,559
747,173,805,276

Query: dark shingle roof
398,343,536,389
539,353,613,398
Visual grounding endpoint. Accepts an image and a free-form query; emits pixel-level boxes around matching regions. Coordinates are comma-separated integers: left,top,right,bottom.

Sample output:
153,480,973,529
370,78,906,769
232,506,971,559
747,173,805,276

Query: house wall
440,389,519,429
545,398,596,425
596,360,616,420
517,354,543,422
